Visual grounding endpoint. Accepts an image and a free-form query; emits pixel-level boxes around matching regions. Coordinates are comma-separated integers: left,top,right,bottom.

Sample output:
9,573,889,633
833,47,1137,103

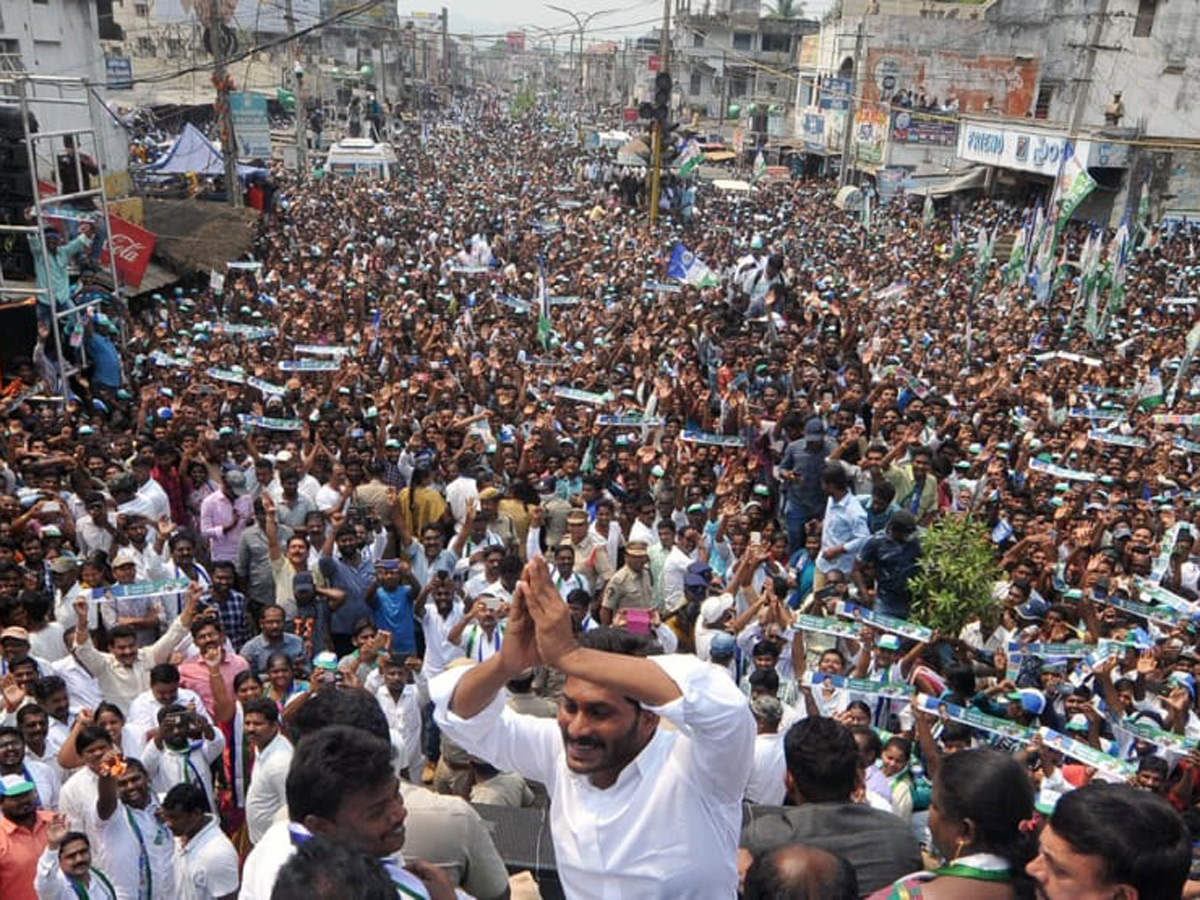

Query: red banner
648,55,660,72
101,215,155,288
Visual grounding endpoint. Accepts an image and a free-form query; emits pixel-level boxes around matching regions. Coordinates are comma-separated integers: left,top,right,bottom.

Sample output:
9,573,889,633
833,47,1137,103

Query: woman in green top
870,748,1037,900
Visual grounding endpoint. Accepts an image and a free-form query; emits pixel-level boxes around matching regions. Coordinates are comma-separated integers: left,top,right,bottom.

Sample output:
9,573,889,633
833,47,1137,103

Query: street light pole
546,5,619,118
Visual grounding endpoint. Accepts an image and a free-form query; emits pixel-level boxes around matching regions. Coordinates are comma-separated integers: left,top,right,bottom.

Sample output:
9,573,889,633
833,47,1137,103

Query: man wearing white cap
98,548,162,646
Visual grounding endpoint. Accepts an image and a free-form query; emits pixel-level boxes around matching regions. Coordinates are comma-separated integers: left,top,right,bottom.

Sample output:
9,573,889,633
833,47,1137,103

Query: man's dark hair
190,615,222,640
7,656,38,676
849,725,881,763
748,668,780,695
289,687,391,743
211,560,236,576
75,725,112,755
32,676,65,703
149,663,180,686
15,704,46,726
162,782,209,814
287,725,395,823
743,844,859,900
1138,755,1169,779
108,625,137,644
783,718,858,802
57,831,90,855
271,834,397,900
577,625,660,657
820,463,849,492
1049,782,1190,898
244,696,280,725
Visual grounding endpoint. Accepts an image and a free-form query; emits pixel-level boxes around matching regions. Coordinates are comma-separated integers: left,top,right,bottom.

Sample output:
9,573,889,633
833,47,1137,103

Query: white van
325,138,398,179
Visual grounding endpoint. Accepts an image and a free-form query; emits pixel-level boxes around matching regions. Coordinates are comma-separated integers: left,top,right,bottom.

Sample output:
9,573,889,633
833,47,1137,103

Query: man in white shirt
160,783,239,900
374,653,422,776
127,666,211,742
745,696,787,806
444,460,478,526
59,724,114,830
35,815,119,900
242,697,293,845
141,706,225,810
431,557,756,899
240,725,457,900
70,589,198,716
87,754,177,900
420,574,465,680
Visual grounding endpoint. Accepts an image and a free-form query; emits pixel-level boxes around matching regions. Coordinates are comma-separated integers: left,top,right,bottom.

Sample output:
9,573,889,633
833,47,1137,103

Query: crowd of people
2,93,1200,899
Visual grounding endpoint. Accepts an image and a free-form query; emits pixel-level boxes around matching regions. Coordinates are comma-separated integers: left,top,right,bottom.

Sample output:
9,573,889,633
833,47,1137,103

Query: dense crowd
2,95,1200,899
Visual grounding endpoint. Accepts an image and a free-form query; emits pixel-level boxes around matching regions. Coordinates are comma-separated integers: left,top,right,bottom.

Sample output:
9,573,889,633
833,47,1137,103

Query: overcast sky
436,0,681,45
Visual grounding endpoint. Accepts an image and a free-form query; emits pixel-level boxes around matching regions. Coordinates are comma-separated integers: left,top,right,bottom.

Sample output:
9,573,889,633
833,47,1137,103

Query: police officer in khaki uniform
564,508,614,595
600,540,654,625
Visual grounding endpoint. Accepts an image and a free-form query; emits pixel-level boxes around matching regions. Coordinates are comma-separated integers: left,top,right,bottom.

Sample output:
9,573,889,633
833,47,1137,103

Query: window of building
134,2,148,15
732,32,753,51
136,36,155,55
1134,0,1156,36
693,31,705,48
689,72,702,95
730,74,748,97
1034,84,1054,119
761,33,791,53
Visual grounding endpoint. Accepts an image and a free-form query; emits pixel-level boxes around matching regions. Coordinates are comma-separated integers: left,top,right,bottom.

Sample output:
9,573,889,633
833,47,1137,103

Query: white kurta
431,652,755,899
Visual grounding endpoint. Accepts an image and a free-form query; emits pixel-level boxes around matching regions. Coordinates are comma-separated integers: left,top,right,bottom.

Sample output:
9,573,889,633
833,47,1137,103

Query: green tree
909,515,1002,638
765,0,803,18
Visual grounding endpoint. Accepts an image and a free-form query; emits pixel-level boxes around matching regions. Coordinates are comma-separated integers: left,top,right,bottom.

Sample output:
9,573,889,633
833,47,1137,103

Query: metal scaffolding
0,73,124,406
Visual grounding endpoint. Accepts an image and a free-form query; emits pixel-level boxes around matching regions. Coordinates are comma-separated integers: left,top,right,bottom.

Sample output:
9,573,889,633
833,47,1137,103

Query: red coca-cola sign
100,215,155,288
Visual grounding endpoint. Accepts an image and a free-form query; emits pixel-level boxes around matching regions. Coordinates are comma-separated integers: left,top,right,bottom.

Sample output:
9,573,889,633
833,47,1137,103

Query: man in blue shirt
366,558,418,654
319,515,374,656
854,510,922,620
815,463,870,592
778,416,829,555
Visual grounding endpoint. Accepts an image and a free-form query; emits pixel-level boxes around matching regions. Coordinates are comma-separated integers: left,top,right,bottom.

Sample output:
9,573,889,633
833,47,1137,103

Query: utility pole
283,0,308,178
441,7,449,101
209,0,241,206
648,0,671,227
1068,0,1109,137
838,17,864,188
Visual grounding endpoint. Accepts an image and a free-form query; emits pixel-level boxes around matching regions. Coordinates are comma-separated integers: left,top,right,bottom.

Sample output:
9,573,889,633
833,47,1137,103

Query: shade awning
905,167,987,197
126,260,181,297
712,178,752,193
704,150,737,162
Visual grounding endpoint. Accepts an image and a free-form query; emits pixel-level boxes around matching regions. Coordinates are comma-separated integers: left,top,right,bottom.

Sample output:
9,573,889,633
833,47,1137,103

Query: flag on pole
1003,224,1028,286
947,216,965,264
536,257,551,349
969,225,994,302
677,138,702,178
1054,142,1097,233
752,150,767,183
668,242,721,287
1168,320,1200,408
1094,223,1130,338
